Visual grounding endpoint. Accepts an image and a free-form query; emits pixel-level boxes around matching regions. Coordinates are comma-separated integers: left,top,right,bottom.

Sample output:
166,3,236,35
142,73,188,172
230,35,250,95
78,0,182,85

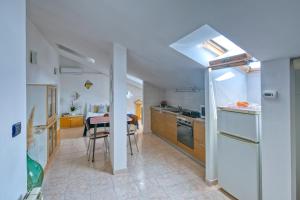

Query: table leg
92,125,96,162
128,135,133,156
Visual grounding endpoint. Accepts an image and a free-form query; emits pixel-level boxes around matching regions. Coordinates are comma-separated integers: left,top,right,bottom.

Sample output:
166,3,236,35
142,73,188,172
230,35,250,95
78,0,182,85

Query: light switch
12,122,21,138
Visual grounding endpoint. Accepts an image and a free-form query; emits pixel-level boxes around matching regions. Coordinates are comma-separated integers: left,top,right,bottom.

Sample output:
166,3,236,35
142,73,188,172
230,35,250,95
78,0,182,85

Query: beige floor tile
64,191,91,200
43,128,227,200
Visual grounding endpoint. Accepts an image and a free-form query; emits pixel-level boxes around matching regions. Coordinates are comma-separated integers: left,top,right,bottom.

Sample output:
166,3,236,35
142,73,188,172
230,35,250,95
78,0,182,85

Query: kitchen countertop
151,106,205,122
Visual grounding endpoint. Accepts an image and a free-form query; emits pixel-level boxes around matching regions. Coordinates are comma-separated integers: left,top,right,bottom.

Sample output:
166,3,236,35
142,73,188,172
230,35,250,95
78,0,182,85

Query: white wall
27,21,60,85
261,58,294,200
60,74,109,114
127,83,143,114
0,1,27,199
212,67,248,107
164,89,205,111
247,71,261,105
27,20,61,116
143,82,165,133
294,69,300,200
60,74,141,115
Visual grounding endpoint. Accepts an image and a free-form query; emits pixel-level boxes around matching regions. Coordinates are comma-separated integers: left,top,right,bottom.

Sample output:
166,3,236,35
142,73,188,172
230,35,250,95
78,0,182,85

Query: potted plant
70,103,77,115
70,92,80,115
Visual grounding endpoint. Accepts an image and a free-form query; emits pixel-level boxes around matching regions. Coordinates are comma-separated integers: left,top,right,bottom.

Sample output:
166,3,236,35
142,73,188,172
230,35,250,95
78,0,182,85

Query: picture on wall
84,80,93,89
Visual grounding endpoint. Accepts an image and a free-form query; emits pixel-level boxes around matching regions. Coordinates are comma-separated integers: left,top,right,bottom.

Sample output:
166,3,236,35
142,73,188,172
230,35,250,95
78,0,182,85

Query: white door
218,133,260,200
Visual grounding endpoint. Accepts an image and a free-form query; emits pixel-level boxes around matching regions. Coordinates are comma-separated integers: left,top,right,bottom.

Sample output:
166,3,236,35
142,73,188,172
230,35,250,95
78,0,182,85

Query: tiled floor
43,130,230,200
60,127,85,139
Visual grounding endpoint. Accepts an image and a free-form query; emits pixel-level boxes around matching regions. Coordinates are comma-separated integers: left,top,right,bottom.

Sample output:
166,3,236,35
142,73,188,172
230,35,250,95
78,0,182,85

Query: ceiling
28,0,300,89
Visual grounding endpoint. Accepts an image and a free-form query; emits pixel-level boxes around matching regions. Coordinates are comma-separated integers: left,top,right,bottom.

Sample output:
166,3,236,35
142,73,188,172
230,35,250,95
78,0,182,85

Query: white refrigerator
217,107,261,200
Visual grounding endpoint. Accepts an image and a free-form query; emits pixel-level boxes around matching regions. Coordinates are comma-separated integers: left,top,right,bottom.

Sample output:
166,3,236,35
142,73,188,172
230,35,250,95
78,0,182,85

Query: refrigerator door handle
219,132,259,144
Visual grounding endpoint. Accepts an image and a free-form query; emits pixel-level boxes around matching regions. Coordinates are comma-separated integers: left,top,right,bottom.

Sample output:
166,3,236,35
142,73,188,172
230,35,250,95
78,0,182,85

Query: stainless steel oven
177,117,194,149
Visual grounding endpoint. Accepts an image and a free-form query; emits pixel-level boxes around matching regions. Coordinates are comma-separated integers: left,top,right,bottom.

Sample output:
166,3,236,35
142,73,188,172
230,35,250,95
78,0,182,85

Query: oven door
177,122,194,149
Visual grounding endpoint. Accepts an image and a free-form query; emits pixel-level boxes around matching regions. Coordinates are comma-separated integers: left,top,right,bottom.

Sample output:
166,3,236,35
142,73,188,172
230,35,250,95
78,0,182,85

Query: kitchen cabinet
151,109,165,137
151,109,160,135
60,115,84,129
194,120,206,163
164,112,177,144
151,107,205,165
48,120,58,158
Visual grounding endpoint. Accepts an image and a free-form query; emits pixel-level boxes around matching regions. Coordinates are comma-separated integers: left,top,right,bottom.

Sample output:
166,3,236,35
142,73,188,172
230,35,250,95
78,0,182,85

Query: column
110,43,127,173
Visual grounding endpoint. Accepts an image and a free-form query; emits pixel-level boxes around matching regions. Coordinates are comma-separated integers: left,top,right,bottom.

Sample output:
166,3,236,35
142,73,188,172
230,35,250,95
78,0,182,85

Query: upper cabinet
27,84,57,126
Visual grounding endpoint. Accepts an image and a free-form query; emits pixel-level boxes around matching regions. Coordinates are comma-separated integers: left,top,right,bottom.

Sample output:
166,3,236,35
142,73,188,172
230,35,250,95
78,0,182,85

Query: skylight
209,35,245,59
201,39,227,56
170,24,259,70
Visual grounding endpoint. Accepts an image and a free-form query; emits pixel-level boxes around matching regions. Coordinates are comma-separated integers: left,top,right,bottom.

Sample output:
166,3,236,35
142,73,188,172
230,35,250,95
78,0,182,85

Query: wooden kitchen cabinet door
164,113,177,144
194,121,206,164
194,121,205,145
60,117,71,128
151,109,159,135
194,144,206,164
70,116,84,127
157,111,165,138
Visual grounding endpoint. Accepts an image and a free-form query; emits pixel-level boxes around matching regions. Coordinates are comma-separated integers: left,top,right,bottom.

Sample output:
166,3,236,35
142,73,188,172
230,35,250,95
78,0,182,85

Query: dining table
86,115,135,162
83,114,137,136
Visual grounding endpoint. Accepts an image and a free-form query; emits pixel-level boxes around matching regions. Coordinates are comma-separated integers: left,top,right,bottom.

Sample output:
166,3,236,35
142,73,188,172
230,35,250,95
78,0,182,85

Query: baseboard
205,178,218,186
112,168,128,175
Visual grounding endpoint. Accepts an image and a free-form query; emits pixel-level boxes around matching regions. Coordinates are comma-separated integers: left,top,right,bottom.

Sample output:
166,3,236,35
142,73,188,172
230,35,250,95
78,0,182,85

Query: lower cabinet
151,108,206,165
164,113,177,144
48,121,58,158
193,121,206,164
194,144,206,163
60,115,84,128
151,108,176,142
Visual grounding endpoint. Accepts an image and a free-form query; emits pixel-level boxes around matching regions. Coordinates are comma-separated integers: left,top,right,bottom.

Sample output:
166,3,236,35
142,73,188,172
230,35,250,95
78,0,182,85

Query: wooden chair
127,114,139,155
86,116,110,162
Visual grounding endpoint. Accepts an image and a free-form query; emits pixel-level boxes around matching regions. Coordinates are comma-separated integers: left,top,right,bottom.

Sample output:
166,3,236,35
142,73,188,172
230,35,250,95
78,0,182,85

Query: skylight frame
169,24,260,71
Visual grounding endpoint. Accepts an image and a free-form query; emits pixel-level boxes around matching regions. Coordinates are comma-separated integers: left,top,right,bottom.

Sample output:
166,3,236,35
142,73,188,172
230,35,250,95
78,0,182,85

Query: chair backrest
128,114,138,125
90,116,110,125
